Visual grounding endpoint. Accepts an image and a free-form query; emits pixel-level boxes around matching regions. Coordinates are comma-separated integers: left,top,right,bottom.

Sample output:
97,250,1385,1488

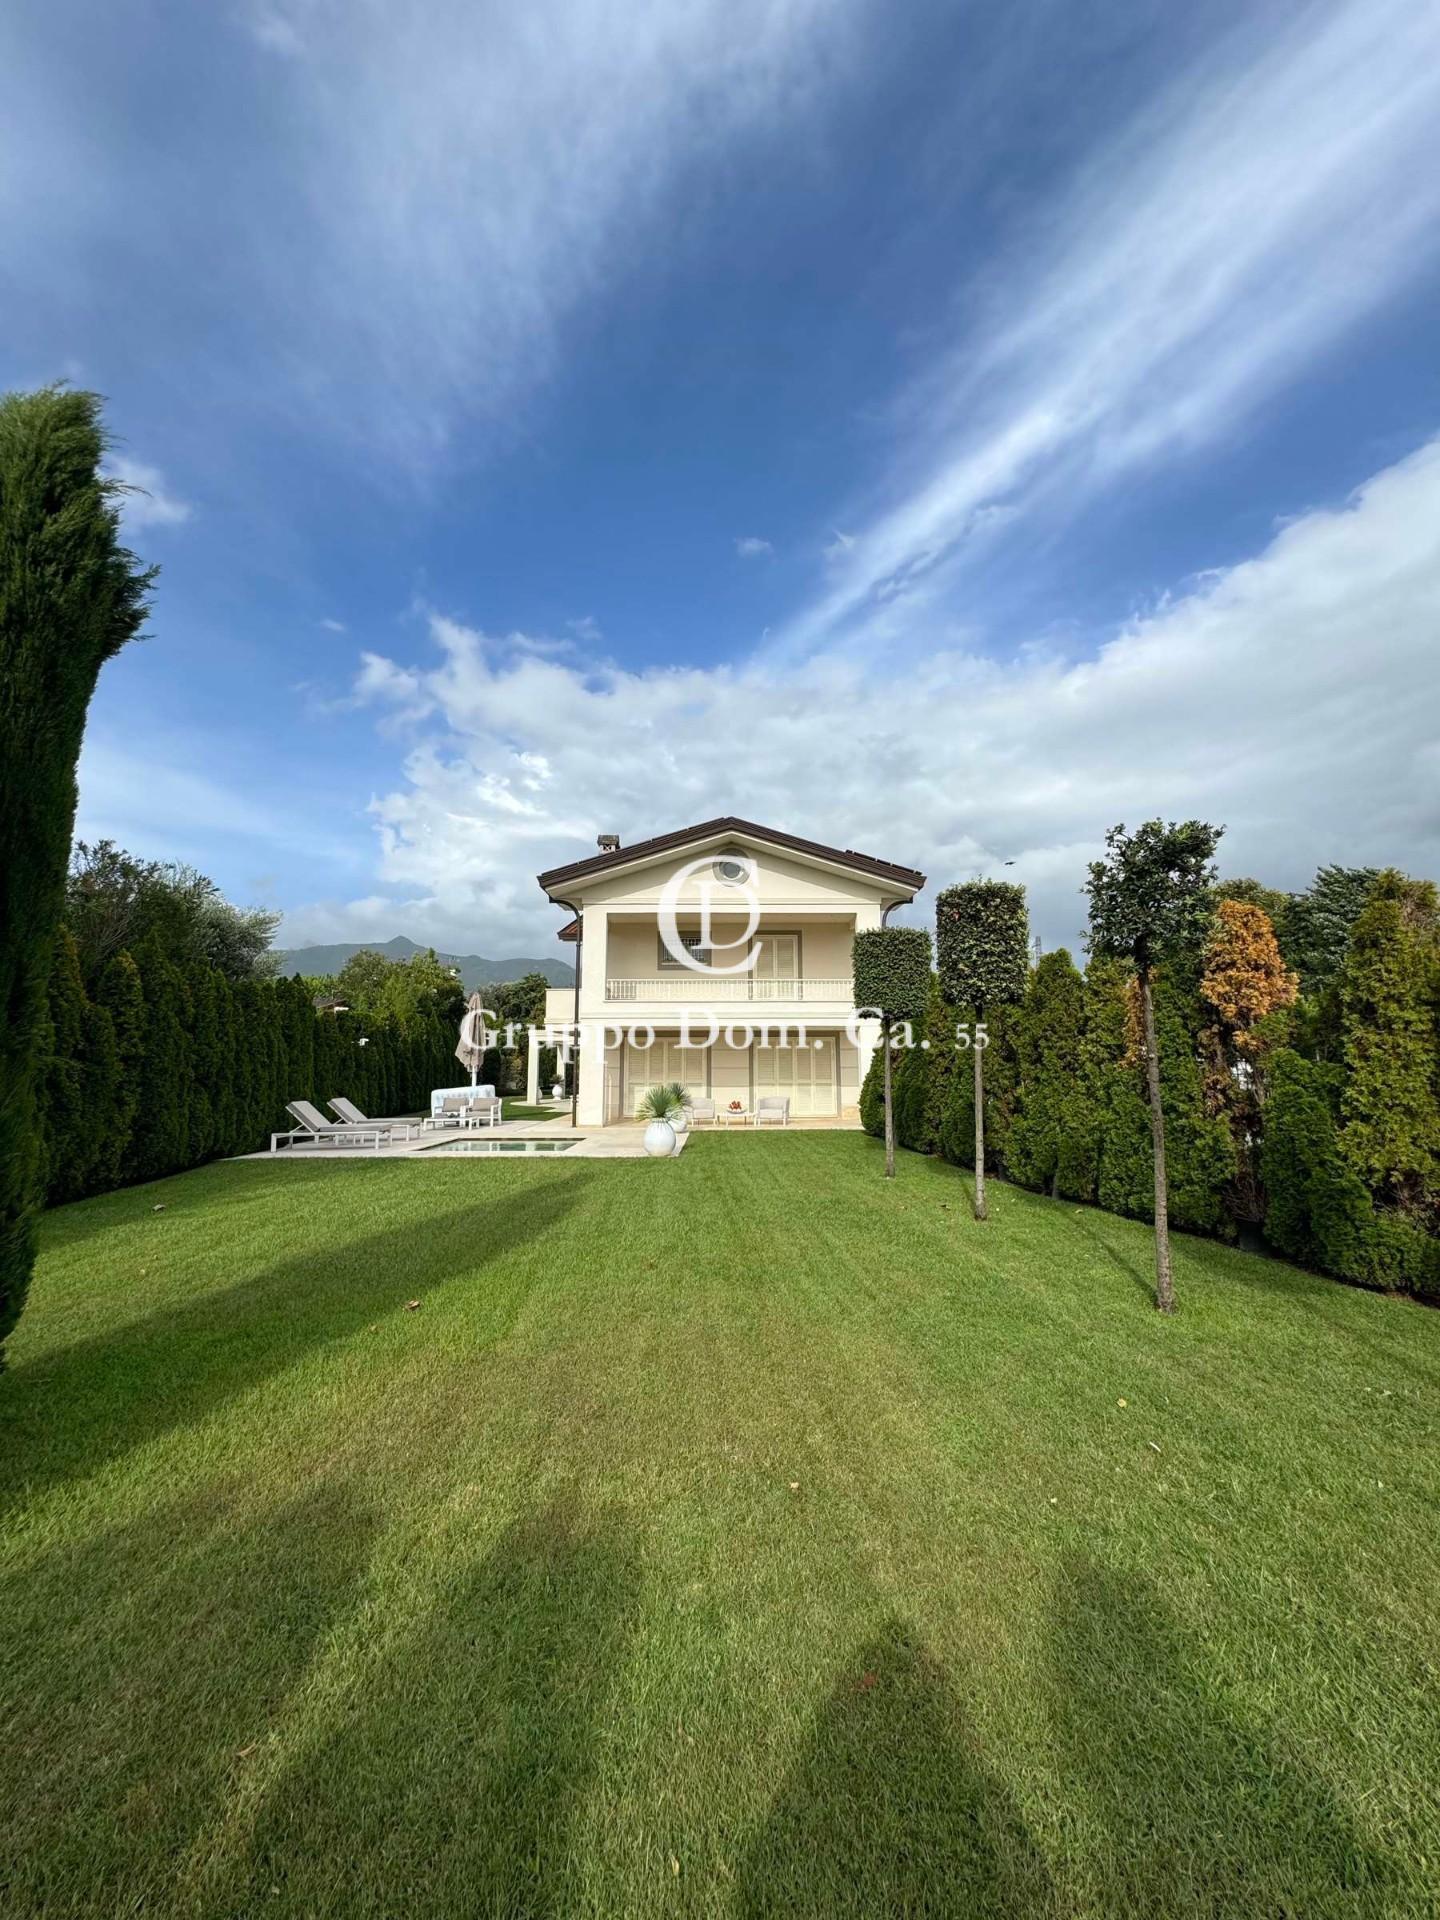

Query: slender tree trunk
972,1029,987,1221
1140,969,1174,1312
883,1021,895,1179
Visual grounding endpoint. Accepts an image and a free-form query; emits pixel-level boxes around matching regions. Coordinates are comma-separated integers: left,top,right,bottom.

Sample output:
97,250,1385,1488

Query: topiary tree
0,387,152,1364
852,926,932,1178
935,881,1029,1220
1087,820,1222,1311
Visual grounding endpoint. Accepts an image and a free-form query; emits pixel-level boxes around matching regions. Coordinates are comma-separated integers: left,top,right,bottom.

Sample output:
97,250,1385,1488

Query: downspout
554,897,583,1129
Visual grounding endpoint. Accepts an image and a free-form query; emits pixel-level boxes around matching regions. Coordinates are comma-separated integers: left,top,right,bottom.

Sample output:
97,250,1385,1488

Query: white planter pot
670,1107,690,1134
551,1082,565,1099
643,1119,677,1158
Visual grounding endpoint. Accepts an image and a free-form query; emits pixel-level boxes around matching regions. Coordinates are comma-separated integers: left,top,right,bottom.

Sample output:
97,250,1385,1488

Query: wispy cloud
334,434,1440,954
106,456,192,530
230,0,866,469
735,536,774,559
773,0,1440,658
319,616,347,633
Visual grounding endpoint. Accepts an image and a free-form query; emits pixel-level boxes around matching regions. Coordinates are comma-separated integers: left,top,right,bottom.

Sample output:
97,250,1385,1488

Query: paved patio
246,1098,859,1162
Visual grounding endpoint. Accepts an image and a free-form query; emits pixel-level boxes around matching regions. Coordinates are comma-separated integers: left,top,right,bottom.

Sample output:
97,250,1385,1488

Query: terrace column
526,1023,541,1104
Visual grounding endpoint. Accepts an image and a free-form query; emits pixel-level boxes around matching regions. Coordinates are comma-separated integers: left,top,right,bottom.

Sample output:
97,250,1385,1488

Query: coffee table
719,1107,753,1128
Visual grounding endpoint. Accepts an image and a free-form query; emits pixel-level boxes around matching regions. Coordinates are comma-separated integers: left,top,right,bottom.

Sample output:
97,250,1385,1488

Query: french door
753,1036,838,1116
626,1038,710,1110
751,932,798,998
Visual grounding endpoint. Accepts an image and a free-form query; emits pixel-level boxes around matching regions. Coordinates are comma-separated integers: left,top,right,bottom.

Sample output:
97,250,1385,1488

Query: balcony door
751,932,798,999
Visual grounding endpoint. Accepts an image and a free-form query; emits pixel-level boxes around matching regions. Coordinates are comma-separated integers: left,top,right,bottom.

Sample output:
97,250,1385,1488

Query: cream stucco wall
551,829,915,1125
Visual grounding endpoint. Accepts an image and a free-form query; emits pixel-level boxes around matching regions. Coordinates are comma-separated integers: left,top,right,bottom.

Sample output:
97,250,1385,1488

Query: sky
4,0,1439,960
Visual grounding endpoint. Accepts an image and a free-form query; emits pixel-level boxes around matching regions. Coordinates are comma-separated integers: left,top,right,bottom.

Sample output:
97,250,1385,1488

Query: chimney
597,832,621,852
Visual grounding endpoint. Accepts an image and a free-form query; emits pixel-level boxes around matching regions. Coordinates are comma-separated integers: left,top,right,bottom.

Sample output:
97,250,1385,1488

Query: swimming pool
419,1137,583,1155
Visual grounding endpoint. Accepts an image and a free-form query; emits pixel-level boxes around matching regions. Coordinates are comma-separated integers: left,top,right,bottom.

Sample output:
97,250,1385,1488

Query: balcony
605,975,853,1003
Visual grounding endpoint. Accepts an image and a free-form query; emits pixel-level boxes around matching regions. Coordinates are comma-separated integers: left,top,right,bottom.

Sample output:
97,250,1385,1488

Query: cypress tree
0,387,152,1362
126,936,192,1181
1007,949,1087,1198
187,967,220,1164
283,976,316,1107
39,926,93,1205
1337,873,1439,1214
94,949,145,1186
892,982,948,1154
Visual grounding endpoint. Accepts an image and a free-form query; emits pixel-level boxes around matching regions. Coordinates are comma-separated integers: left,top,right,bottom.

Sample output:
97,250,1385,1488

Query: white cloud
315,435,1440,956
106,456,192,530
319,616,347,633
773,0,1440,659
736,536,774,558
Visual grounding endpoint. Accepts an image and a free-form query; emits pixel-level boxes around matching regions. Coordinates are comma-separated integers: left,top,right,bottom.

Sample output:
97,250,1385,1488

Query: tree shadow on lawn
1049,1554,1396,1916
224,1496,640,1917
0,1170,594,1512
737,1618,1055,1918
0,1480,380,1914
32,1158,311,1255
1061,1204,1158,1306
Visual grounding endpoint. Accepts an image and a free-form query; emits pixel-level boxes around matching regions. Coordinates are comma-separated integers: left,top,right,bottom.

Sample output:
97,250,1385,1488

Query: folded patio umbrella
454,992,490,1085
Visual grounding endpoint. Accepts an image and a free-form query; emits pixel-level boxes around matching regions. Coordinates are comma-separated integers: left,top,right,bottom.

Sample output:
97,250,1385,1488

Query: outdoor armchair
753,1096,790,1127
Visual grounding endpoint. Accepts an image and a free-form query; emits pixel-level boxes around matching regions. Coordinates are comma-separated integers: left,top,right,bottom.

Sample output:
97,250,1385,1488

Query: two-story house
528,818,926,1126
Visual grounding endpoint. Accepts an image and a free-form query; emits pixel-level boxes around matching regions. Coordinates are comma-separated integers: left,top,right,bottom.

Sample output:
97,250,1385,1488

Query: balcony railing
605,975,853,1002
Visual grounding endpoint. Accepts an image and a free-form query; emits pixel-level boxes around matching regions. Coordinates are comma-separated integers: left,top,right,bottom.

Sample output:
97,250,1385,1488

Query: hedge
34,939,462,1206
861,952,1436,1300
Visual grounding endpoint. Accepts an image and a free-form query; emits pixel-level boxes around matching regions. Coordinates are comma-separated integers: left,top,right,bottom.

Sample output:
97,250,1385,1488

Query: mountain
273,935,574,991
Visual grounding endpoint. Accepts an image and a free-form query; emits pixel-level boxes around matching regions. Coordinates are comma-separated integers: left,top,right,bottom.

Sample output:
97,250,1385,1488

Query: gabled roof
537,816,925,897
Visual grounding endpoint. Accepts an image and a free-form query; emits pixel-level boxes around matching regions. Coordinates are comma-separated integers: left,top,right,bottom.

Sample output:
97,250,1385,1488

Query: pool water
420,1137,583,1155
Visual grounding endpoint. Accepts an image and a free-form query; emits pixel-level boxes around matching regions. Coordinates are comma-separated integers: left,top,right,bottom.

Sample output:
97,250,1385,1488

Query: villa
526,817,926,1125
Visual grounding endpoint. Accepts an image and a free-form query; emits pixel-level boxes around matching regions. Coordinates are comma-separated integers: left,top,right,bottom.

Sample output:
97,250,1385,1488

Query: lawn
2,1134,1436,1918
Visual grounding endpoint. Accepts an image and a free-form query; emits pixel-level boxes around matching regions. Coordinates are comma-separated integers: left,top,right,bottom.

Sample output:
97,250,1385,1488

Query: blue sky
4,0,1438,956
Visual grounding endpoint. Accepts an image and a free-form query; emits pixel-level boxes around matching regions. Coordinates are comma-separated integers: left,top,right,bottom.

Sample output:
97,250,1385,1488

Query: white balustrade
604,976,853,1003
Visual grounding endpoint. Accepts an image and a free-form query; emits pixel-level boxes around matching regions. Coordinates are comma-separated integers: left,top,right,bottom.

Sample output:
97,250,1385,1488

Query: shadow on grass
31,1158,306,1254
1064,1205,1157,1305
737,1619,1054,1917
0,1481,379,1912
0,1170,593,1511
225,1496,640,1915
1051,1555,1394,1915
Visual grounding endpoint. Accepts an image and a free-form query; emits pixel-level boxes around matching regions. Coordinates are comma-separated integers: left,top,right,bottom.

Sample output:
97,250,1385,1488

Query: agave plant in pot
638,1083,686,1157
